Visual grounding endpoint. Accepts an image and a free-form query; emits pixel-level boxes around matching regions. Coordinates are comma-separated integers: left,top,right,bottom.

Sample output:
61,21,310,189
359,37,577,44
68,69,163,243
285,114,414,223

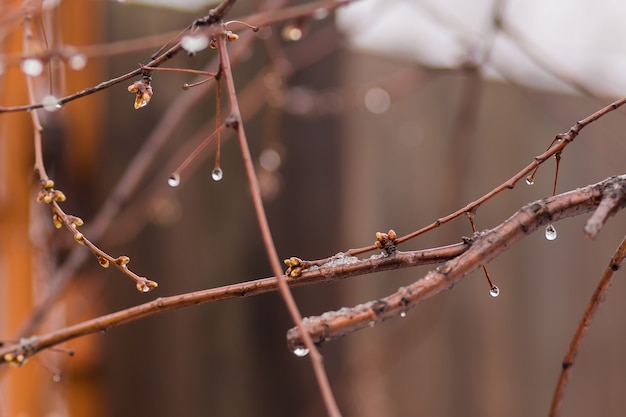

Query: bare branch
285,175,626,351
548,234,626,417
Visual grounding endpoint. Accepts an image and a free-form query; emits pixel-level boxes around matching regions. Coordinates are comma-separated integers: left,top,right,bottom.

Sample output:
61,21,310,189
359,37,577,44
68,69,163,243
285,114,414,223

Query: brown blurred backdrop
1,1,626,417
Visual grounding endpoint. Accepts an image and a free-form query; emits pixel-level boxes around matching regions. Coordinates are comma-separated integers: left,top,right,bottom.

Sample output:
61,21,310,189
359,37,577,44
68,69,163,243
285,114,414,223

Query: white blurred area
113,0,218,12
336,0,626,98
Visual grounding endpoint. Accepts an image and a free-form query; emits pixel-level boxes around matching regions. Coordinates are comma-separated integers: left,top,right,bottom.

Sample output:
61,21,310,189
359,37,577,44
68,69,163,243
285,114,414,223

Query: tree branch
285,174,626,351
548,234,626,417
2,175,624,366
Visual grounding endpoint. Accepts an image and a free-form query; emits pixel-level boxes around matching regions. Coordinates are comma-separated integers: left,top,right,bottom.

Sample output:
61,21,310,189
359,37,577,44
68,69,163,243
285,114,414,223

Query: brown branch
2,175,624,365
285,174,626,351
548,234,626,417
11,0,333,340
216,32,342,417
0,0,231,113
0,242,464,360
315,94,626,260
0,0,351,113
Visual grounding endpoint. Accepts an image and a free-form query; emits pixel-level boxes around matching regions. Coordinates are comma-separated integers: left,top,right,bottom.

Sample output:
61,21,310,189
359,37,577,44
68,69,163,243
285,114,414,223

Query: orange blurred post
0,3,39,416
1,1,105,416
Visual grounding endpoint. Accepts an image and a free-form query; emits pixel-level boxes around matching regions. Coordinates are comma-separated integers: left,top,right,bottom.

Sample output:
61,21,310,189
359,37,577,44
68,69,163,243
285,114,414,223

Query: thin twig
285,175,626,350
216,32,343,417
311,95,626,260
548,234,626,417
0,242,465,362
2,175,624,365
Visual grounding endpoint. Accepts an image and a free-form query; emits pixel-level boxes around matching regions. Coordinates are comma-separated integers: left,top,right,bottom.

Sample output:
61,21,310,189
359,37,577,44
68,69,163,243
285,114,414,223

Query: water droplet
292,346,309,357
20,58,44,76
525,176,535,186
313,8,329,20
364,87,391,114
168,173,180,187
400,311,407,318
545,224,558,241
282,24,303,41
52,372,62,382
68,53,87,70
259,148,282,171
181,35,210,53
489,285,500,297
211,167,223,181
42,95,62,112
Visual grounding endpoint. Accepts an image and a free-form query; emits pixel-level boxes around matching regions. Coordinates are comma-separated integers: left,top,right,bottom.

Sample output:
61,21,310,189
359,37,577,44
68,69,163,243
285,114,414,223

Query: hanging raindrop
545,224,558,241
292,346,309,357
211,167,223,182
400,311,407,318
42,95,62,112
52,372,62,382
282,24,303,41
489,285,500,298
181,35,209,54
525,176,535,186
68,53,87,70
168,173,180,187
20,58,44,76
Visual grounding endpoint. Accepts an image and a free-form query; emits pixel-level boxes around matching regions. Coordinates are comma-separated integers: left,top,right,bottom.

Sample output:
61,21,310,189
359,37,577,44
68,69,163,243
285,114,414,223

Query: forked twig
285,175,626,350
302,95,626,261
548,234,626,417
1,175,624,365
0,243,465,362
216,33,342,417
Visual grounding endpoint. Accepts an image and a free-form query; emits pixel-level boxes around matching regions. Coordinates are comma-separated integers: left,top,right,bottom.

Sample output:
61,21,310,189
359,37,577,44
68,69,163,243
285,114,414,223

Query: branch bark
2,174,625,366
285,174,626,350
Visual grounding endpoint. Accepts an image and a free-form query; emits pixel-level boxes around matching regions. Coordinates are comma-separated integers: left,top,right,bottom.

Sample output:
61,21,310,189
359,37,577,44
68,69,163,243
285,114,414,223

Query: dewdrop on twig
68,53,87,70
291,346,309,357
20,58,44,76
525,176,535,185
211,167,223,182
181,35,209,54
489,285,500,297
545,224,558,241
42,95,62,112
168,173,180,187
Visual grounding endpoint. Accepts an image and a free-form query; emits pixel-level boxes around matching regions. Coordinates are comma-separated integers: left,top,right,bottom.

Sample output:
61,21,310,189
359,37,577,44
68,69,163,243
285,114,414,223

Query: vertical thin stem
22,9,48,182
215,78,222,170
548,234,626,417
216,34,342,417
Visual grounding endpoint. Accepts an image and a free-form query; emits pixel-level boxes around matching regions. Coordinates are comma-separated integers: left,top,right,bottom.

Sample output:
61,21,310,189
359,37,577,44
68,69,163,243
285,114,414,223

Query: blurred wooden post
0,1,104,416
0,3,38,416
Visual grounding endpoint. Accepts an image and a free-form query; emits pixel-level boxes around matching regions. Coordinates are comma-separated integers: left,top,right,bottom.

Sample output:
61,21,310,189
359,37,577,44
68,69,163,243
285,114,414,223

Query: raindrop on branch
292,346,309,357
181,35,209,54
20,58,44,76
68,53,87,70
489,285,500,298
42,95,62,112
168,173,180,187
545,224,558,241
211,167,223,182
525,176,535,186
282,24,303,41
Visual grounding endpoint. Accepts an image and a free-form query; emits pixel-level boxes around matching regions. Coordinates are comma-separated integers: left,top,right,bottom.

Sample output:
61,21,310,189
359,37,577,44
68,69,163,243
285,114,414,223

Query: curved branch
548,234,626,417
285,174,626,351
2,175,625,366
0,243,465,364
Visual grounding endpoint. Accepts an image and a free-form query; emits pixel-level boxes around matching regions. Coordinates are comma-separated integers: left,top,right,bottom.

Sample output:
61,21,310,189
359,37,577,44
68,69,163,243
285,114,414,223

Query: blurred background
1,1,626,416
